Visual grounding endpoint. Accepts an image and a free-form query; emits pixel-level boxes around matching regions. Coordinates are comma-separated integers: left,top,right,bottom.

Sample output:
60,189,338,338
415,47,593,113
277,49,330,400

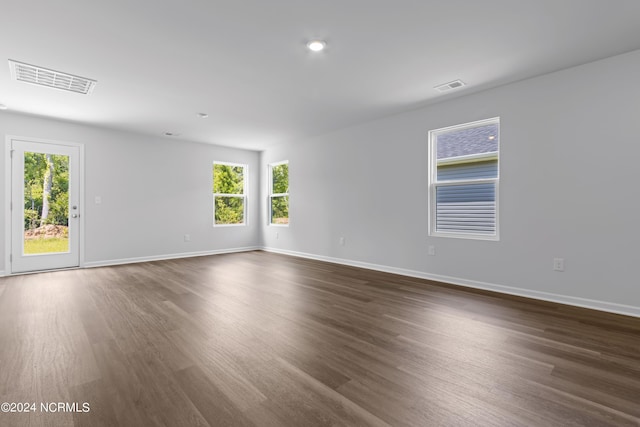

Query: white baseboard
0,270,4,277
261,247,640,318
84,246,260,269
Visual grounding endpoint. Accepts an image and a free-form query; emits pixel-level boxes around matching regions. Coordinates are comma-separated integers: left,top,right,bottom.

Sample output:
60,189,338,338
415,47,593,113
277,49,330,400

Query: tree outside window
269,161,289,225
213,162,247,226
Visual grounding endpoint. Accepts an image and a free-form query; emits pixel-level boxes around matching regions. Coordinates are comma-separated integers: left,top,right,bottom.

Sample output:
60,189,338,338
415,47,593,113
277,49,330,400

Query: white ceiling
2,0,640,150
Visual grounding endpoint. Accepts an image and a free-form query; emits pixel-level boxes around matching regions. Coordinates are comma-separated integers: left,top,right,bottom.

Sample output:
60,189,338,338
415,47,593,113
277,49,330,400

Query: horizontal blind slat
435,183,496,235
437,161,498,181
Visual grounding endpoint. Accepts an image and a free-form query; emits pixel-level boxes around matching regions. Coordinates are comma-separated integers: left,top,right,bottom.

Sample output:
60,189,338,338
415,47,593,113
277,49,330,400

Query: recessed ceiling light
164,132,175,136
488,135,495,140
0,104,7,110
307,40,326,52
197,112,209,119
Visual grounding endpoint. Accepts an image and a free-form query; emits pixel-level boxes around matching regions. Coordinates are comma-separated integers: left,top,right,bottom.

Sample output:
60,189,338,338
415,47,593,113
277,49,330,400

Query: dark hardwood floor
0,251,639,426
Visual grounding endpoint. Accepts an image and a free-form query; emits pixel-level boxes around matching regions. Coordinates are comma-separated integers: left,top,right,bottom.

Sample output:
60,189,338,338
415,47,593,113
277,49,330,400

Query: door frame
4,135,85,274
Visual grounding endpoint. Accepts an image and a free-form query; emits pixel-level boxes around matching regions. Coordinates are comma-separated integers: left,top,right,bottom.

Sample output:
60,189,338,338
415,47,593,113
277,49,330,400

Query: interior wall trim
83,246,260,269
261,247,640,318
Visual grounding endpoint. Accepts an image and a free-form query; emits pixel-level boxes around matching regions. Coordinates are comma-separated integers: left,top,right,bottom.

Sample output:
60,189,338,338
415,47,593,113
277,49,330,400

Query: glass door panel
23,152,70,255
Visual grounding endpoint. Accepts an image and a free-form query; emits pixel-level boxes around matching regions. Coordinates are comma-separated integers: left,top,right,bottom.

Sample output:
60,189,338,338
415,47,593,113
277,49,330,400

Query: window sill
430,231,499,241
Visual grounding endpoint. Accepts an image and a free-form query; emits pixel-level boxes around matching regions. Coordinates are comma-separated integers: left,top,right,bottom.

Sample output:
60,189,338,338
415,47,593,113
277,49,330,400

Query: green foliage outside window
23,153,69,229
271,163,288,194
270,163,288,224
270,196,288,224
213,163,245,225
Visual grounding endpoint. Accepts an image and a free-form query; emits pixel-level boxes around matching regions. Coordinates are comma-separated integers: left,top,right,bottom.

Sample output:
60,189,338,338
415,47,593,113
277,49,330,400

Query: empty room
1,1,639,426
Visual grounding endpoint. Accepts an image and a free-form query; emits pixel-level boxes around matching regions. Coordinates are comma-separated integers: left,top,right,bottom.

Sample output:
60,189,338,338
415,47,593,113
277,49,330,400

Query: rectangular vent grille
9,60,97,95
434,79,466,93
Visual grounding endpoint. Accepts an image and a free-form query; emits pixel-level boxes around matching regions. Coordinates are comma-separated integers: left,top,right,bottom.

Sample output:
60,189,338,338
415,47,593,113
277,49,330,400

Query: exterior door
10,139,81,273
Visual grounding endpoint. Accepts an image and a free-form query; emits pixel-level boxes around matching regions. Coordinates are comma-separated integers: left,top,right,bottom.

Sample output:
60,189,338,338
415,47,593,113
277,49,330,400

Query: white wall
261,49,640,316
2,50,638,316
1,112,260,271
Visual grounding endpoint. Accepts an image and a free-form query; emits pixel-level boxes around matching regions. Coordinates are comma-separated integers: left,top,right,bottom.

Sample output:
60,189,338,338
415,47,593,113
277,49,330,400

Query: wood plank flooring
0,250,638,426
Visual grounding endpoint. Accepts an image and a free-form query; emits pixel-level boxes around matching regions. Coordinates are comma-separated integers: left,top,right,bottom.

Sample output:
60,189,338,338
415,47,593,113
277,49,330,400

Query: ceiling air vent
9,60,97,95
434,79,466,93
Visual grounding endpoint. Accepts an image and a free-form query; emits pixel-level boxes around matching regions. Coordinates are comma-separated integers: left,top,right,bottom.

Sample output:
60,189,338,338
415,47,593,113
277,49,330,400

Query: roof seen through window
436,124,498,159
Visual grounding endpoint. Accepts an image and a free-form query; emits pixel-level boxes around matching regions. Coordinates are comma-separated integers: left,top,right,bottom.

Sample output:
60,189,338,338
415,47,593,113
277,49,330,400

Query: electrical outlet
276,232,279,240
428,245,436,256
553,258,564,272
339,237,345,246
94,196,102,205
184,234,191,242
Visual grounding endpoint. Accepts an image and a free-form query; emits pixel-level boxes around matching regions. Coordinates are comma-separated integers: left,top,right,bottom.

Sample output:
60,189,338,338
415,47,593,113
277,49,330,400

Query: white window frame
268,160,289,227
213,161,248,227
428,117,500,240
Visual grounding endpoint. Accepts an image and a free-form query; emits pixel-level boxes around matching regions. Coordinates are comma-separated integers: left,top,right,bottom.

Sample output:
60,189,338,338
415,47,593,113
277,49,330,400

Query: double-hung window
268,161,289,225
428,117,499,239
213,162,247,226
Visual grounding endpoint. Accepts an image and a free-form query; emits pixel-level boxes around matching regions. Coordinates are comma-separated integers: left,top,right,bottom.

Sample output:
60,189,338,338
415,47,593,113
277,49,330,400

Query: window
428,117,499,239
268,161,289,225
213,162,247,226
